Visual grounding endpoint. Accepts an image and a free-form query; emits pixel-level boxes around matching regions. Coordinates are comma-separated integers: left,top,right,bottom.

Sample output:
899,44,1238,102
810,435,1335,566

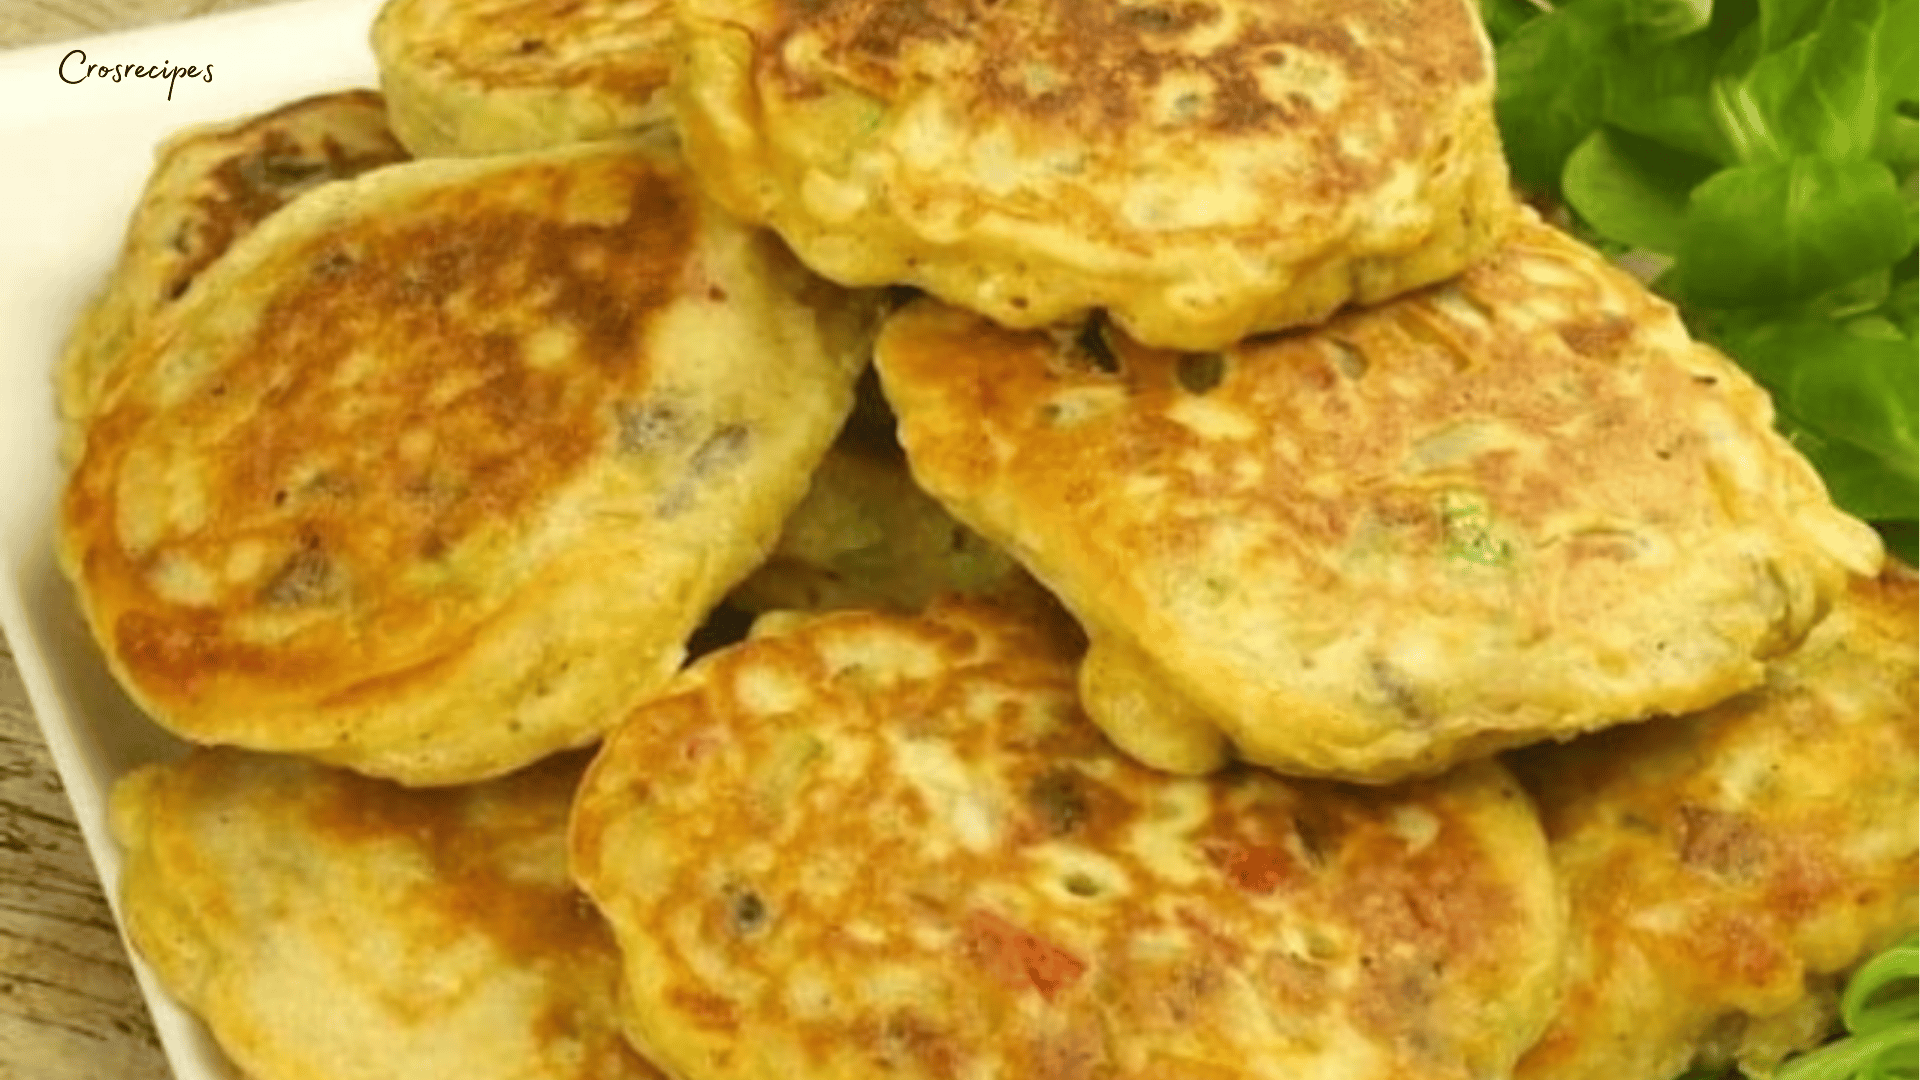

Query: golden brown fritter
571,601,1565,1080
873,212,1883,783
1510,568,1920,1080
111,749,664,1080
675,0,1514,349
60,138,873,785
57,90,407,464
372,0,674,156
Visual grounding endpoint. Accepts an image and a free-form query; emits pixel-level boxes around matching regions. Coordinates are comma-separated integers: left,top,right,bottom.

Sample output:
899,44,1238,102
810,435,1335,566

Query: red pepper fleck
962,909,1086,1001
1209,841,1294,894
682,728,723,761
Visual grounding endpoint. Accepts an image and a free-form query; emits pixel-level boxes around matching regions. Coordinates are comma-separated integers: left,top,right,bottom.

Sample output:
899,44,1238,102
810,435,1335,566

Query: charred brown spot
1026,768,1088,835
727,886,769,934
1677,805,1768,880
1061,872,1102,897
1175,351,1226,394
1556,316,1635,357
259,542,341,606
1290,800,1348,867
1020,765,1132,846
1073,315,1120,374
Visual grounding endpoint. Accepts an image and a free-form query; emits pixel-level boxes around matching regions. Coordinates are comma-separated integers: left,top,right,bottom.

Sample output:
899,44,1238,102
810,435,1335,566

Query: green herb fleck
1439,490,1513,568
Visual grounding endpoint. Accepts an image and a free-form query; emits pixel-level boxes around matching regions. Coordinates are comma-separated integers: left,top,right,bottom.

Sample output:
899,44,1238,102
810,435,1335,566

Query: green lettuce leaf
1676,157,1916,304
1717,0,1916,161
1563,127,1719,252
1495,0,1627,189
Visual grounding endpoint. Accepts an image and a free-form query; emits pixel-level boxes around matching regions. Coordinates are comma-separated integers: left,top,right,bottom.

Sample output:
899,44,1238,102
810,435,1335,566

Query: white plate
0,3,385,1077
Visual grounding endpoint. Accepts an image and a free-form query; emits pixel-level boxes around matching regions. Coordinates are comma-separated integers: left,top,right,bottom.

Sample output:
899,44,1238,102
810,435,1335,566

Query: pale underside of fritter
571,601,1564,1080
675,0,1515,349
60,138,871,785
110,749,664,1080
1510,568,1920,1080
56,89,408,465
874,213,1883,784
729,437,1053,618
373,0,675,156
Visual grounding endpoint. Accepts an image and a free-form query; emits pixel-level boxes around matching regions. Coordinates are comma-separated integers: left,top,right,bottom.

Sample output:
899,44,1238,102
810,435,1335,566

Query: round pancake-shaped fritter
675,0,1514,350
57,90,408,465
1508,568,1919,1080
111,749,665,1080
571,601,1565,1080
729,437,1051,616
60,138,873,785
874,213,1884,783
372,0,674,156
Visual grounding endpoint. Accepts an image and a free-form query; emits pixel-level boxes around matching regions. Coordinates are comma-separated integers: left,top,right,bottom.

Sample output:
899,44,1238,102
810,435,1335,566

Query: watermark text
59,50,212,100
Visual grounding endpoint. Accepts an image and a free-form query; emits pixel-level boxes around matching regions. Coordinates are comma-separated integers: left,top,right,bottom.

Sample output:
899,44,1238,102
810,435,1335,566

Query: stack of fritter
54,1,1916,1079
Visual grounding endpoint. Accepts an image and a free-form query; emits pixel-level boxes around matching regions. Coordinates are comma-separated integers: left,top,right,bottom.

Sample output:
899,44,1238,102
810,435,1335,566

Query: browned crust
872,213,1880,781
675,0,1511,347
58,90,408,461
158,90,409,304
65,155,693,715
572,601,1563,1080
112,749,665,1078
765,0,1487,148
1510,569,1920,1080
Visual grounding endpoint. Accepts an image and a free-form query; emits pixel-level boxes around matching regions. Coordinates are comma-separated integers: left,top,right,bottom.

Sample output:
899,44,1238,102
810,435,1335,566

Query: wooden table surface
0,7,278,1078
